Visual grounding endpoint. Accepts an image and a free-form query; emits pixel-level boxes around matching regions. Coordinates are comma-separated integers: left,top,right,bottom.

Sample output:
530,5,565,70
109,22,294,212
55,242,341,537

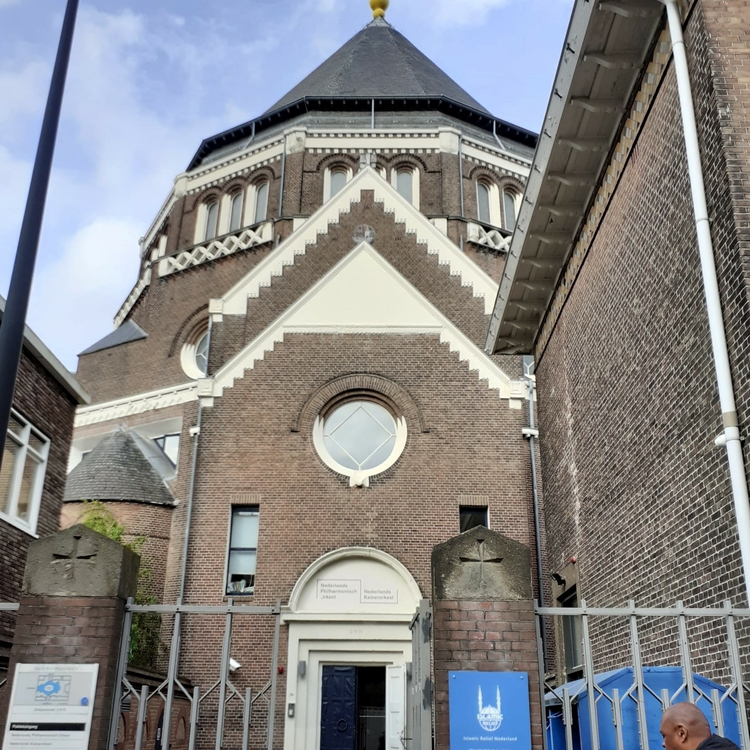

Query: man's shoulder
697,735,741,750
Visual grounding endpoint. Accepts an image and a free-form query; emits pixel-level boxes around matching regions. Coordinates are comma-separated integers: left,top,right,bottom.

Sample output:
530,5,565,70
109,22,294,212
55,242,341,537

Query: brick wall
0,350,79,657
433,600,542,750
534,1,750,673
0,596,126,749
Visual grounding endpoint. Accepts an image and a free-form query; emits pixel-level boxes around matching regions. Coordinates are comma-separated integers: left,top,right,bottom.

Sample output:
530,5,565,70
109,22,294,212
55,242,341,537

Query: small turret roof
266,18,490,115
64,430,174,507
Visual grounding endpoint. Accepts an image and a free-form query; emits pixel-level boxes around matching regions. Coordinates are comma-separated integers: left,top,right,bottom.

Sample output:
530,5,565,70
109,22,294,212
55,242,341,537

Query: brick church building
62,3,541,748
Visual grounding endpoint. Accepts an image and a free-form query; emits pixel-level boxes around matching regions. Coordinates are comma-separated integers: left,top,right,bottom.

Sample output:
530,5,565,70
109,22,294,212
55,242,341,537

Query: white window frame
246,180,270,226
502,187,521,231
390,165,420,209
218,191,245,236
324,165,353,202
180,322,210,380
194,199,220,244
0,409,50,537
476,179,500,227
224,505,260,596
313,402,407,488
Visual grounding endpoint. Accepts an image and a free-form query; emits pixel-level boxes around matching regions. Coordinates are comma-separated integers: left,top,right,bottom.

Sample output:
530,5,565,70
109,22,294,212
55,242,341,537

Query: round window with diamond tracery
313,398,407,487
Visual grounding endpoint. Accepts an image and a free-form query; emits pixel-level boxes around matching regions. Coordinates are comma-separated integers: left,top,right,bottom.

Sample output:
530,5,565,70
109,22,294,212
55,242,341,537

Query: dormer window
229,192,243,232
204,201,219,241
477,182,492,225
503,189,519,232
254,181,269,224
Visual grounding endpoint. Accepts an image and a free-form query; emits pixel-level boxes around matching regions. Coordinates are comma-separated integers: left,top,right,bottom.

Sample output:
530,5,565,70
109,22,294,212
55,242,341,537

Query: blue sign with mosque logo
449,671,532,750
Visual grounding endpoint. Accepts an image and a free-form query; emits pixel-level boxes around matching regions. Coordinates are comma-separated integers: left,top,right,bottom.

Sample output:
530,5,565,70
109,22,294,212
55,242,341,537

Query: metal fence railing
536,601,750,750
109,599,281,750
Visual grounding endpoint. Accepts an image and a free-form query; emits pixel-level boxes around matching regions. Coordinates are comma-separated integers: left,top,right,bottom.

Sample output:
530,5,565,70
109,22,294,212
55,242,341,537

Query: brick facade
0,349,82,665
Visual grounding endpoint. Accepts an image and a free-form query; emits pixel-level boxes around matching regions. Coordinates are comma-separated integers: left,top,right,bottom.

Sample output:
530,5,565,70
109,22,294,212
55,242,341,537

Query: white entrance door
385,665,406,750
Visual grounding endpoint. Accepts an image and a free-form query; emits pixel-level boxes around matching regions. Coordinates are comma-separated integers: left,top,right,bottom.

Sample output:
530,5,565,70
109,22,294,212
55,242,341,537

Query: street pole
0,0,79,473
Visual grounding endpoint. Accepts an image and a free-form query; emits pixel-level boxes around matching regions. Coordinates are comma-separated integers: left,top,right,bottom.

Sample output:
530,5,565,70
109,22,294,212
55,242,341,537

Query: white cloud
30,218,141,368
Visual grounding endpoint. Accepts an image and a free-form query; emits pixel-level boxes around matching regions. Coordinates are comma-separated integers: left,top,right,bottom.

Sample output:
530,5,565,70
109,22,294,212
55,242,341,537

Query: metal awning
486,0,665,355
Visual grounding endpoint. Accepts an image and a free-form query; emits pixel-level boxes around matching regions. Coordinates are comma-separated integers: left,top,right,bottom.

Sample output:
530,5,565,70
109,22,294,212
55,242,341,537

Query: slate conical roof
64,430,174,506
266,18,490,115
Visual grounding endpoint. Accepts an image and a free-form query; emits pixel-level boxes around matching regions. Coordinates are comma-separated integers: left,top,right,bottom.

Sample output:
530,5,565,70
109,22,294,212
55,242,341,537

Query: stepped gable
238,194,491,352
266,18,489,114
64,430,174,506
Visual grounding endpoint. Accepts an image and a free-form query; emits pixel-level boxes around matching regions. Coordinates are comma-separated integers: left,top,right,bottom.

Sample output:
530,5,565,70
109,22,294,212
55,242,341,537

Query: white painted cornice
74,382,196,427
219,166,499,316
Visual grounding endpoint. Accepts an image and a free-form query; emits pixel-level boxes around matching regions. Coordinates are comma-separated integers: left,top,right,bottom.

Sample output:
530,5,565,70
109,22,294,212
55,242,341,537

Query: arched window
477,182,492,224
313,394,408,488
204,201,219,241
229,192,243,232
396,169,413,204
503,189,519,232
254,181,269,224
330,169,348,198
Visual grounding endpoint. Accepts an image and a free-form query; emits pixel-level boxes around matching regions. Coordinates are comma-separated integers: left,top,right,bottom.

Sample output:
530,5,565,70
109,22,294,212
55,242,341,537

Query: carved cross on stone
51,533,98,581
459,538,504,585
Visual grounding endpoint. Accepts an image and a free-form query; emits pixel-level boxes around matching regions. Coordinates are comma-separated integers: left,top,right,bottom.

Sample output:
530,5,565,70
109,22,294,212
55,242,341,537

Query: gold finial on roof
370,0,389,18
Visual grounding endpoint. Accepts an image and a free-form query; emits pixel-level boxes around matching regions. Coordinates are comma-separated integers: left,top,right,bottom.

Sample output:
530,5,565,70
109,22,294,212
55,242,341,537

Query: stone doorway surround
281,548,421,750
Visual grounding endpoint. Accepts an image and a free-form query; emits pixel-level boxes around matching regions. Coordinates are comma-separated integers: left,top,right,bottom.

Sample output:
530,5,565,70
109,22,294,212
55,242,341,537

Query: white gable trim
219,166,499,316
209,243,524,404
77,244,520,428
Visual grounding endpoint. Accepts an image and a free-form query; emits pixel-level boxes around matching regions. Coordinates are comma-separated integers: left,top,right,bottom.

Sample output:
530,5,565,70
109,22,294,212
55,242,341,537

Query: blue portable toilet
545,667,742,750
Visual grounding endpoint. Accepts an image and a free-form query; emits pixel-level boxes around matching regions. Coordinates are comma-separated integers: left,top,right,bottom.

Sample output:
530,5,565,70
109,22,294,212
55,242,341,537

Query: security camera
229,658,241,673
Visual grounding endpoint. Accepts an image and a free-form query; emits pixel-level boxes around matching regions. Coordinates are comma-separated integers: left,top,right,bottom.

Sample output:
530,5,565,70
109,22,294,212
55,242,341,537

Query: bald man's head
660,703,712,750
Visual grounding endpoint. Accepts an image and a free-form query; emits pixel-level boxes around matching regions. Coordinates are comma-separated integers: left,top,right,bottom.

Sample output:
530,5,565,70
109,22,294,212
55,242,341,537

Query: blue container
545,667,741,750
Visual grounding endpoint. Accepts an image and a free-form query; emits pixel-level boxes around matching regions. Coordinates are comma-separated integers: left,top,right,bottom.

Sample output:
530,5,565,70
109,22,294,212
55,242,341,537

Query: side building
488,0,750,684
0,295,89,672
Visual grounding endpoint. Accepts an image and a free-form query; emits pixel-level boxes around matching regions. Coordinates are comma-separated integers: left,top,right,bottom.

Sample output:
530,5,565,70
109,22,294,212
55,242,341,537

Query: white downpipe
663,0,750,604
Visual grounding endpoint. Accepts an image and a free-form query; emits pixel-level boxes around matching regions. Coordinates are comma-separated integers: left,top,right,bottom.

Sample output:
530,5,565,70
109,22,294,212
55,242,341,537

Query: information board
449,671,532,750
2,663,99,750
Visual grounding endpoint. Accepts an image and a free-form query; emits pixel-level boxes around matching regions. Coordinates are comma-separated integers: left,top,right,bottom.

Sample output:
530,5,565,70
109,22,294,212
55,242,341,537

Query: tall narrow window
205,201,219,241
503,190,518,232
396,169,414,204
254,181,269,224
226,507,259,595
477,182,492,224
330,169,348,198
229,192,243,232
0,410,49,533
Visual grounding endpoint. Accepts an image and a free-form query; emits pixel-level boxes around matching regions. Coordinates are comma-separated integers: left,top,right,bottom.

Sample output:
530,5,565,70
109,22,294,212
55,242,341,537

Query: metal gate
536,600,750,750
407,599,432,750
108,598,281,750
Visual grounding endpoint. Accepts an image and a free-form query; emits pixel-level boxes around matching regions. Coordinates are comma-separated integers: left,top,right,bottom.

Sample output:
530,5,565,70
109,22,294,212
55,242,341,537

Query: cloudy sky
0,0,572,371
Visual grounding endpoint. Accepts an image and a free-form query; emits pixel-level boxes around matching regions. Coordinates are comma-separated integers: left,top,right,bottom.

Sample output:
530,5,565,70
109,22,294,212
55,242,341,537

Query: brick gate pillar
431,526,543,750
0,524,139,749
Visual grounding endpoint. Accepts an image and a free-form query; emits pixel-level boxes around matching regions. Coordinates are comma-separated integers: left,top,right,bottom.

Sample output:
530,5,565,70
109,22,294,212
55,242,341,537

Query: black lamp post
0,0,79,473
